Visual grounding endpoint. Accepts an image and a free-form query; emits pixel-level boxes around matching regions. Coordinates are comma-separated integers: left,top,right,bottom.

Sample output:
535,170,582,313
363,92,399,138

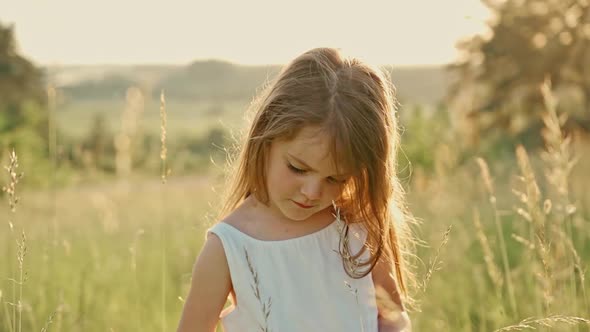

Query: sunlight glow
1,0,491,65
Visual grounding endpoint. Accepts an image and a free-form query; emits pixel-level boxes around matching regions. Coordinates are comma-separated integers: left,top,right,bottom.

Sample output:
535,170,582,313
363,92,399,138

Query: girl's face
264,126,350,222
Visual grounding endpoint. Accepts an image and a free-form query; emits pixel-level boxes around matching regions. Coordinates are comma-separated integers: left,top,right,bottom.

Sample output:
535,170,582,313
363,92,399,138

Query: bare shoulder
219,196,261,234
176,230,231,331
221,207,248,228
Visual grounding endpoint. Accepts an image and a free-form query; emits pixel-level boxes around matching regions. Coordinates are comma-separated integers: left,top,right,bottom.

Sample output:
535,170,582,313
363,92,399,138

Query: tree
447,0,590,147
0,21,47,143
0,21,51,186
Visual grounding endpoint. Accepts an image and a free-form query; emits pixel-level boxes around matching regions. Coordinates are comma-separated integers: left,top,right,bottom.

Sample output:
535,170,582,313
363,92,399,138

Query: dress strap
207,223,258,305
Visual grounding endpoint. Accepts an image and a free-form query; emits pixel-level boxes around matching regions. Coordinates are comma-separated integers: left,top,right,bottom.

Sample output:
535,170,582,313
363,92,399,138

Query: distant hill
385,65,454,105
46,61,453,105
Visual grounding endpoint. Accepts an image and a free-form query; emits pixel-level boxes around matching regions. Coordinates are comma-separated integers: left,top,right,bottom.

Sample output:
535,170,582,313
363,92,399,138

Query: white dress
207,216,379,332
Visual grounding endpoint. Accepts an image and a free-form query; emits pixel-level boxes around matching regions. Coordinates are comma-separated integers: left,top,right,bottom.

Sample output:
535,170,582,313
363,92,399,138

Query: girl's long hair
220,47,417,308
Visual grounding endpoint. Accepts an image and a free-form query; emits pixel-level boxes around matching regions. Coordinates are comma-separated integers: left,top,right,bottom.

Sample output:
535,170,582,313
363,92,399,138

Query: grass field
56,98,250,140
2,96,589,331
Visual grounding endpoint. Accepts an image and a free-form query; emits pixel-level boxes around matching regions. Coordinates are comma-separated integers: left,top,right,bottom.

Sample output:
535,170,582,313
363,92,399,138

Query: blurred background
1,0,589,331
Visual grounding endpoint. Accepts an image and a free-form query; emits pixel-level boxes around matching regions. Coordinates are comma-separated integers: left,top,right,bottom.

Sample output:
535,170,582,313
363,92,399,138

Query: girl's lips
292,200,314,209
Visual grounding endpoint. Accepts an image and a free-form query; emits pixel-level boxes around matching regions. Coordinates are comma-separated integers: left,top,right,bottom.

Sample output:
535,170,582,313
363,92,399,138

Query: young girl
177,47,415,332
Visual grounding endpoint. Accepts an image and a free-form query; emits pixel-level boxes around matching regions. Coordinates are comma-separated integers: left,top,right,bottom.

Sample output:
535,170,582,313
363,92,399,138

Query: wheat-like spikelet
160,90,168,184
515,144,555,312
421,225,452,293
472,208,503,291
244,248,272,332
493,314,590,331
331,203,366,278
40,309,56,332
539,78,587,314
511,234,535,250
476,157,517,315
343,280,365,332
539,79,578,200
2,150,23,213
2,150,25,332
2,151,28,332
476,157,495,202
15,230,26,332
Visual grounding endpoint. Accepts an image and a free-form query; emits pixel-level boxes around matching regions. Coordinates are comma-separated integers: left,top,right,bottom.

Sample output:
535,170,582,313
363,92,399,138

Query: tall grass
408,81,589,331
1,80,589,331
159,89,168,332
2,150,25,332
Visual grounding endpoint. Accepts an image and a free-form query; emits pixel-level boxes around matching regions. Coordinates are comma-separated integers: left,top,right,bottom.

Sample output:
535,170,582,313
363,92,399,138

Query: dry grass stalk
16,231,27,332
114,87,144,177
511,234,535,250
539,80,578,201
46,84,58,190
2,150,23,213
344,280,366,332
332,203,365,278
6,230,28,332
2,150,26,332
515,144,554,312
160,90,168,184
2,295,12,332
476,157,517,315
157,90,170,332
476,157,495,202
244,248,272,332
493,314,590,331
539,78,587,314
421,225,452,293
472,208,504,291
40,308,57,332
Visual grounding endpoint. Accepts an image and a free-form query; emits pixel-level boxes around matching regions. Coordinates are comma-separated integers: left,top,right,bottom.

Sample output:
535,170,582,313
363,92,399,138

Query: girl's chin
282,209,313,221
282,204,331,221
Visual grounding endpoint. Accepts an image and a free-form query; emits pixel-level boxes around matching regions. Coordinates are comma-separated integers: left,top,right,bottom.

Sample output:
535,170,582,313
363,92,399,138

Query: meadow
1,86,589,332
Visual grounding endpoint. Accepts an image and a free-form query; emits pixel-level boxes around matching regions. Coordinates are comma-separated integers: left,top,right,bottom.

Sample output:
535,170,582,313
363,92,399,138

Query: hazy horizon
2,0,491,67
41,58,453,68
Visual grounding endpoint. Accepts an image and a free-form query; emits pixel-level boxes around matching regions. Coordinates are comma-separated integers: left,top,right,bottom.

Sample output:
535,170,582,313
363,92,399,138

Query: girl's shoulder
211,198,339,242
213,202,258,238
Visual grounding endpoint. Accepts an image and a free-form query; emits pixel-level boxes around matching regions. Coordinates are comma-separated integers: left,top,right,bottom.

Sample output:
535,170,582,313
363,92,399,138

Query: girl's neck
241,195,334,228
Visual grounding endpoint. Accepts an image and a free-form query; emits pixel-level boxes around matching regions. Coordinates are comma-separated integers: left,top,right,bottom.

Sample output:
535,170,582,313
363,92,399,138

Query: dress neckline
219,217,340,244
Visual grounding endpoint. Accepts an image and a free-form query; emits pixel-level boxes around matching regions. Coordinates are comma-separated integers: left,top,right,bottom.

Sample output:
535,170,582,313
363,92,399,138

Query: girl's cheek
331,186,344,200
280,167,300,188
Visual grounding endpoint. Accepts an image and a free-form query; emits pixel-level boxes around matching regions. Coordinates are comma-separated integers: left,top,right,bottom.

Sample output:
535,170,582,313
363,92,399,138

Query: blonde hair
221,47,417,307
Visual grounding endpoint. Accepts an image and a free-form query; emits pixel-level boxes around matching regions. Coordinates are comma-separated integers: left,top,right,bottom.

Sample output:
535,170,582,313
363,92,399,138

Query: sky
1,0,492,66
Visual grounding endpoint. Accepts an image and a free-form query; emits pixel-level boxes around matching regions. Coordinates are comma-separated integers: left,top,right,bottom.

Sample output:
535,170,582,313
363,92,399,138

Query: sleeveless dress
207,216,379,332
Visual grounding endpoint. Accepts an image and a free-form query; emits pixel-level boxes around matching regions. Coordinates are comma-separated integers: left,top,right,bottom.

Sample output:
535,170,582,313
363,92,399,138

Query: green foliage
61,74,138,100
56,118,230,176
448,0,590,143
400,104,452,172
0,24,45,107
0,21,53,187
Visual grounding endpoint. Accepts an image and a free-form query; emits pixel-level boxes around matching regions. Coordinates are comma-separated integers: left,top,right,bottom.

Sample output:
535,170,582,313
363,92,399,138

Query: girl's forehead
289,126,329,146
278,126,352,175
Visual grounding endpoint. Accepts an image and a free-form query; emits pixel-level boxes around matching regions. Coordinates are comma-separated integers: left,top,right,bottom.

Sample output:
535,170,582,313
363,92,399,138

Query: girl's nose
301,179,322,201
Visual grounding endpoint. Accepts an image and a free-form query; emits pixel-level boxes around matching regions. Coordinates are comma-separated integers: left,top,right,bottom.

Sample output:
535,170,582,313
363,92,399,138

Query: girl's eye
287,163,306,174
327,177,347,184
287,162,347,184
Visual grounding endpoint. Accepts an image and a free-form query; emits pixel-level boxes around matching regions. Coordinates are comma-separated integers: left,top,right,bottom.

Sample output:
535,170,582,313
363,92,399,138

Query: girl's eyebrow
286,153,349,178
287,153,313,170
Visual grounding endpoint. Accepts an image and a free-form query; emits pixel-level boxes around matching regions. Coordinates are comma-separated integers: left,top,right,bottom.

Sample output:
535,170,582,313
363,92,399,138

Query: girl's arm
372,255,412,332
177,233,232,332
377,311,412,332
